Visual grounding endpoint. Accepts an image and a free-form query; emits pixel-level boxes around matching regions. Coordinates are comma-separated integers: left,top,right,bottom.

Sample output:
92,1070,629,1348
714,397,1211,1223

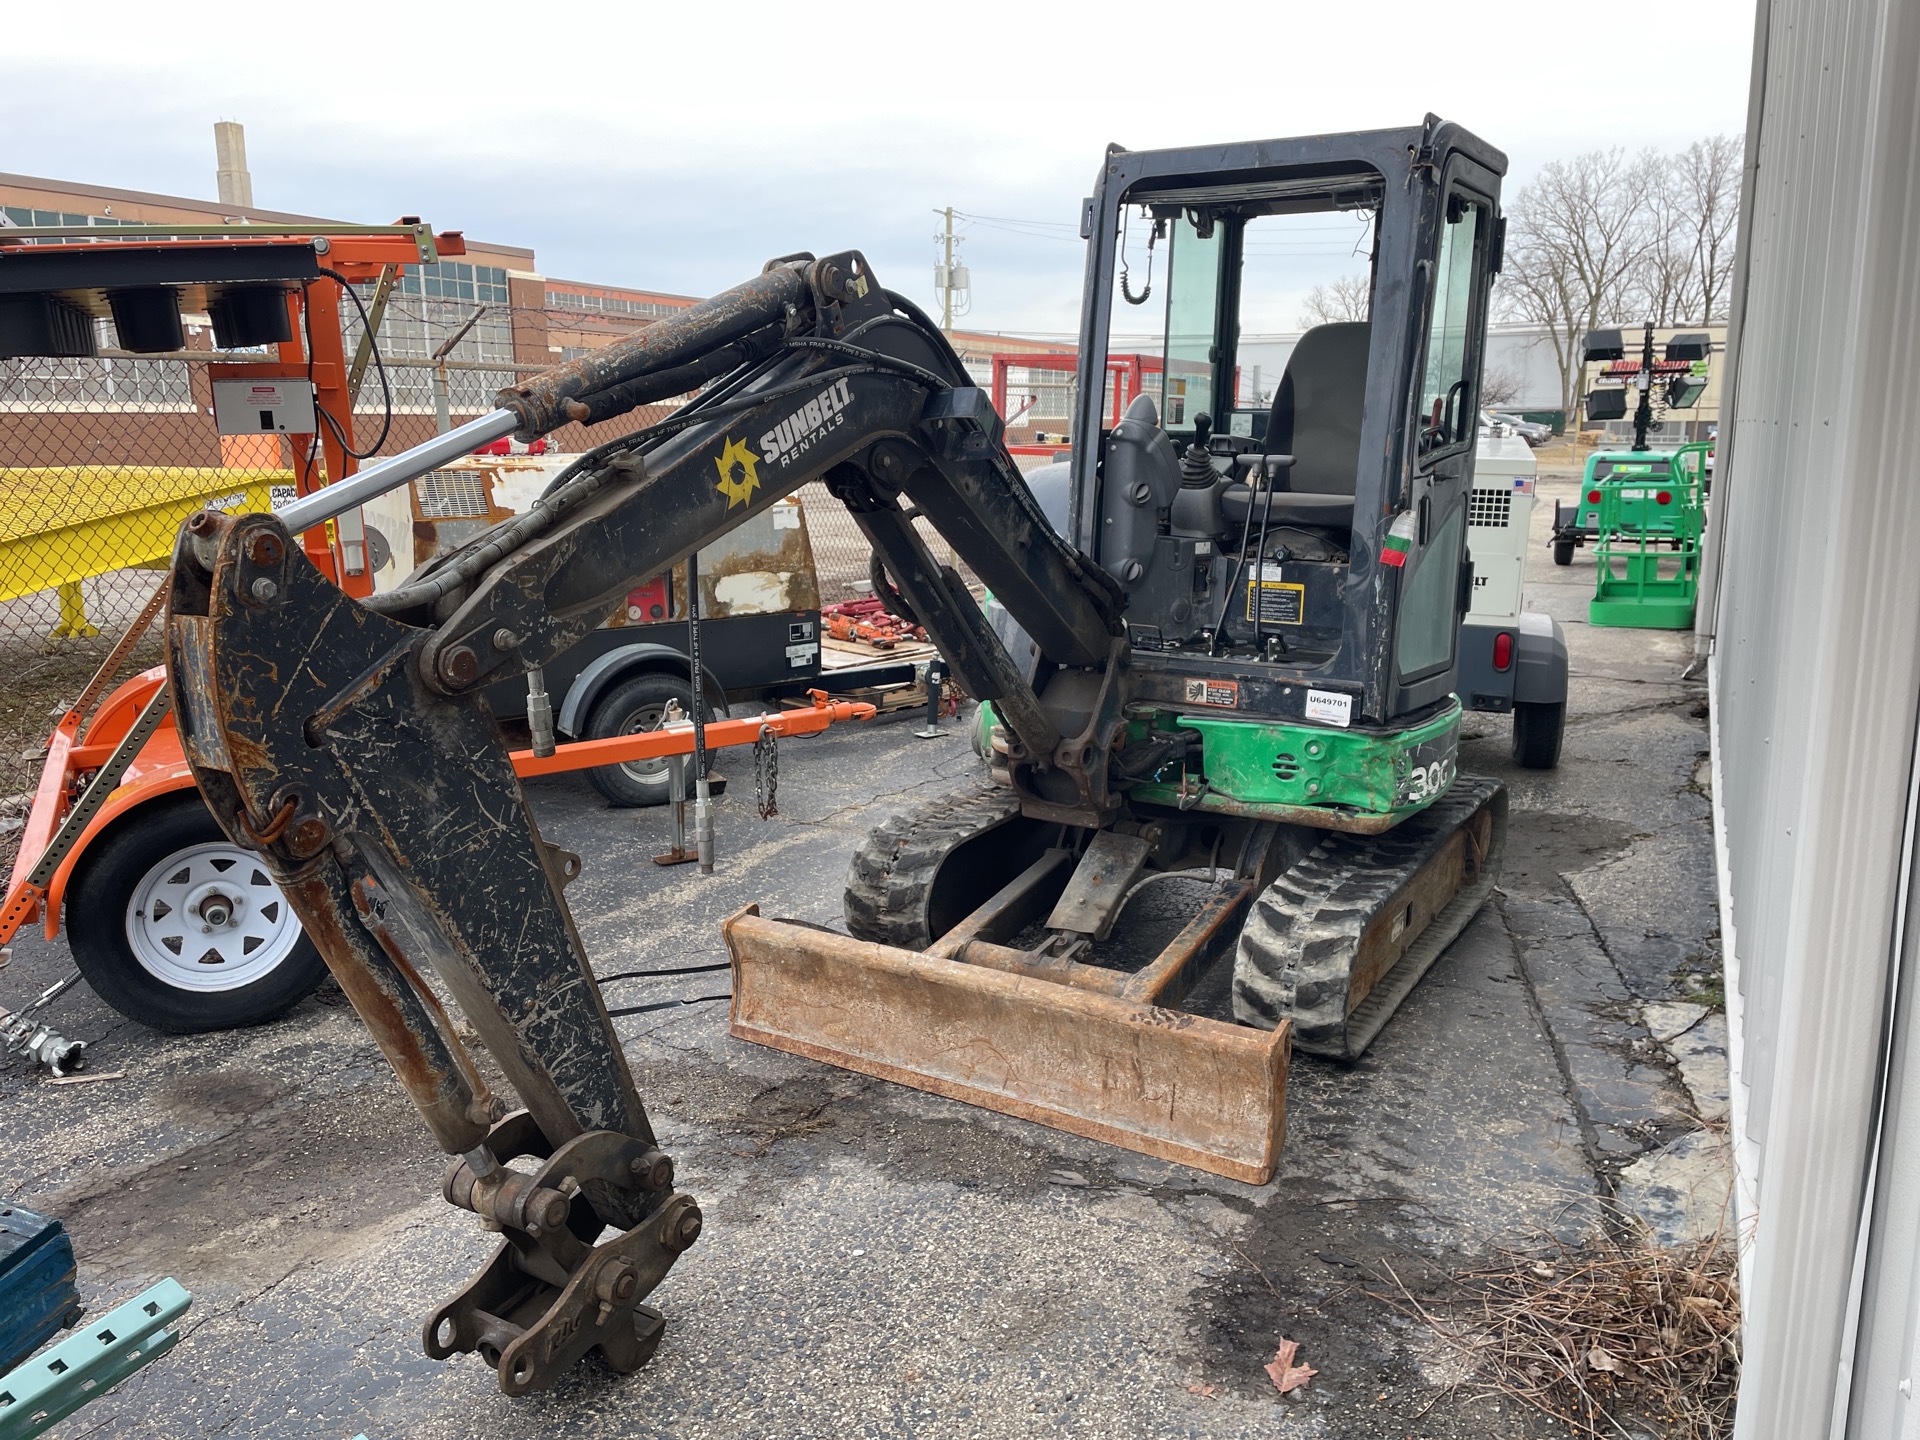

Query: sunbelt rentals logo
760,377,854,469
714,436,761,509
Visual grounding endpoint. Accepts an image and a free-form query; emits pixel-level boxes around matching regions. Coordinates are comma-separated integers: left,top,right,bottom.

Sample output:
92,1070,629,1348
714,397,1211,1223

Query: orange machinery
0,223,870,990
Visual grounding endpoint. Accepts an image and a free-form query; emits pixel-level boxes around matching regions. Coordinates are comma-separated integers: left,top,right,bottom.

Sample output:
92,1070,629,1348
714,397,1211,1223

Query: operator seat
1223,321,1371,531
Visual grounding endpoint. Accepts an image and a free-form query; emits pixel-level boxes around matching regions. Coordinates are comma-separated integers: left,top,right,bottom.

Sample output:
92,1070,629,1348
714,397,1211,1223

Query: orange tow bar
507,690,874,777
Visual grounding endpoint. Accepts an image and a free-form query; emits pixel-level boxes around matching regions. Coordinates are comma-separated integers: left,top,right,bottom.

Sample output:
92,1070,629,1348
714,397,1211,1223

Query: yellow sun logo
714,437,761,509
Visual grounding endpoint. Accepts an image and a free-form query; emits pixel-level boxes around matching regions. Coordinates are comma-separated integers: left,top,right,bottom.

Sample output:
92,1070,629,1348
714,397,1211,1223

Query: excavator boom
165,252,1136,1392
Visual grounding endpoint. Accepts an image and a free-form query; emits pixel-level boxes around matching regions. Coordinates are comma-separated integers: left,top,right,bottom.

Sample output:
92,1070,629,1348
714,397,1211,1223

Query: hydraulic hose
498,264,809,439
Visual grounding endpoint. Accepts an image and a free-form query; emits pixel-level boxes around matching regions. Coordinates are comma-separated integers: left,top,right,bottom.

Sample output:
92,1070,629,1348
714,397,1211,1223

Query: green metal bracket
0,1279,191,1439
974,697,1464,830
1127,700,1462,828
0,222,441,264
345,263,403,405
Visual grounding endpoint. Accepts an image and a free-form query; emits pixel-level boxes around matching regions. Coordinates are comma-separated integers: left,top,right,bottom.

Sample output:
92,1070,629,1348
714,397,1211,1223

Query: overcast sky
9,0,1756,334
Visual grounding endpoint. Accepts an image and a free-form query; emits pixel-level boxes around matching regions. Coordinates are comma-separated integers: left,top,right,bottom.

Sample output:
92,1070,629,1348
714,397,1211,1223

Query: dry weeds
1373,1230,1740,1439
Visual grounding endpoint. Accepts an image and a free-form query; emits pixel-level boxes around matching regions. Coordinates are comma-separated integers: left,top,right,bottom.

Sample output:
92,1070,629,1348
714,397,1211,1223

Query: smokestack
214,121,254,210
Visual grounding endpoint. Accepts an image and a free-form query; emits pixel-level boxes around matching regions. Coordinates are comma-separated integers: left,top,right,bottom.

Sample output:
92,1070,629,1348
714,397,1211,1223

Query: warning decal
1183,677,1240,708
1245,578,1306,625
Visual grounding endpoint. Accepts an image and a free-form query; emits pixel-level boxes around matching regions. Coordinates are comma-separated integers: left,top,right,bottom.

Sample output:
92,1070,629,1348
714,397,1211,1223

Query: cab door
1391,165,1501,716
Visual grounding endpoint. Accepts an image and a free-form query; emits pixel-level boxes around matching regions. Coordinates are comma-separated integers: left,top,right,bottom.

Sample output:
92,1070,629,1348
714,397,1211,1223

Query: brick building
1,145,1103,476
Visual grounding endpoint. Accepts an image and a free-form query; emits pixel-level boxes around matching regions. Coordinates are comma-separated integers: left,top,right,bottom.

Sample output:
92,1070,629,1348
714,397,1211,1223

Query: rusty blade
723,907,1289,1184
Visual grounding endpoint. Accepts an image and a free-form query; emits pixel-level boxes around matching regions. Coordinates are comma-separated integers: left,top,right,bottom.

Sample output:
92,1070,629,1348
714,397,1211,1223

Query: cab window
1417,194,1488,457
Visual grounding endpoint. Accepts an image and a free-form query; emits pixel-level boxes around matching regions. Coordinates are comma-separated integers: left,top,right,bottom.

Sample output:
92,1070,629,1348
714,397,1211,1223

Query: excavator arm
163,252,1128,1393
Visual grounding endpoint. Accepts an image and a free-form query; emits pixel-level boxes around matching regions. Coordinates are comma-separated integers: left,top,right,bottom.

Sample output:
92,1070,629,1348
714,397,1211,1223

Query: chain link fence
0,336,985,870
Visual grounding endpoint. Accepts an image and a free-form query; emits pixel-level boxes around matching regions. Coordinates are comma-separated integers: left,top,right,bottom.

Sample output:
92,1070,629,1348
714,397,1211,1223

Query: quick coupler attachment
427,1111,702,1395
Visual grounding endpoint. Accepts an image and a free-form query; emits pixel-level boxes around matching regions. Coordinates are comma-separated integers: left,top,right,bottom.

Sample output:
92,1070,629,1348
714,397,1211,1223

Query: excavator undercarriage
165,117,1510,1392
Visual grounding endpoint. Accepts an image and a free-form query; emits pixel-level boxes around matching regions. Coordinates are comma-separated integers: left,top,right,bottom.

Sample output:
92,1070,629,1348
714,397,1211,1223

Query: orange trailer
0,222,870,1035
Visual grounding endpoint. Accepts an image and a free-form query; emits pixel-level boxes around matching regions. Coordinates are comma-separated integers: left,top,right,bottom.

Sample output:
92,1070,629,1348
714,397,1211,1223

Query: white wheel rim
125,841,302,992
615,701,675,785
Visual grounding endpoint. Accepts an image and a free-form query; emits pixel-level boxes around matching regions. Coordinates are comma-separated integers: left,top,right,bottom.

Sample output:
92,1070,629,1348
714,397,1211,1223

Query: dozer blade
724,906,1291,1185
1234,776,1509,1058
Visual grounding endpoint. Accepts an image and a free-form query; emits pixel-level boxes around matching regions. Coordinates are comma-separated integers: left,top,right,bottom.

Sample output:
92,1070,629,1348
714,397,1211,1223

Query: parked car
1490,410,1552,446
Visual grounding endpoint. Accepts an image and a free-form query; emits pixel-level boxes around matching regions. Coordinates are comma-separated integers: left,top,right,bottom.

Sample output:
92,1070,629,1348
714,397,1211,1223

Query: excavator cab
166,117,1509,1394
1067,120,1506,730
744,120,1510,1160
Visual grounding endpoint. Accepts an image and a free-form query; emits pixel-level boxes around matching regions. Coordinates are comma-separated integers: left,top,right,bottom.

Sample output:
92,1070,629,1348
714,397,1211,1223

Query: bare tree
1479,362,1526,408
1633,135,1744,324
1298,274,1370,327
1496,148,1662,418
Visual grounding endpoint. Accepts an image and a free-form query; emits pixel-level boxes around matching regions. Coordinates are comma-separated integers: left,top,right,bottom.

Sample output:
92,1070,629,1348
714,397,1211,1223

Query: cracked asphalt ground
2,462,1716,1439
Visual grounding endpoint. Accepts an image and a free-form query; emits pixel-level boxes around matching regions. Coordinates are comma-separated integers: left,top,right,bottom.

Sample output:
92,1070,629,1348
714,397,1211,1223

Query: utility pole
932,208,968,334
940,206,955,333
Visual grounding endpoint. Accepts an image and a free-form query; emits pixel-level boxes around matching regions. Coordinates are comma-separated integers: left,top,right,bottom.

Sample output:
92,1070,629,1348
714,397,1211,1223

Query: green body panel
1590,442,1706,629
974,697,1462,829
1575,451,1683,533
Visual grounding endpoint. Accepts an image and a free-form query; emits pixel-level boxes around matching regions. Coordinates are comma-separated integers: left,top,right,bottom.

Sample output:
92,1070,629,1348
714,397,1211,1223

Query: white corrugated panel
1704,0,1920,1432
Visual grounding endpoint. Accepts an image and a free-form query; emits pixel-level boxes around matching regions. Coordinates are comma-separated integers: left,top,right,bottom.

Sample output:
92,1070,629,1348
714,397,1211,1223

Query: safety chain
753,725,779,819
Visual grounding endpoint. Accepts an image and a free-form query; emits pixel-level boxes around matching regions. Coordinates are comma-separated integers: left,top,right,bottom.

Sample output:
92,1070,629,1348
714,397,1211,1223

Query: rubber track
1233,776,1508,1058
843,781,1024,950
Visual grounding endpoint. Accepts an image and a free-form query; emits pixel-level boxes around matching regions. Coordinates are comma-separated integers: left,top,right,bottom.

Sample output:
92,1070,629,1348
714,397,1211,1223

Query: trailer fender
1512,611,1568,706
41,768,199,939
555,644,731,739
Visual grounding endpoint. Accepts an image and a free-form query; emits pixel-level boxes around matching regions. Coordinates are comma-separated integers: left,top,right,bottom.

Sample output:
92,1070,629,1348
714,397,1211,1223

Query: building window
544,290,691,318
396,261,509,305
0,207,142,242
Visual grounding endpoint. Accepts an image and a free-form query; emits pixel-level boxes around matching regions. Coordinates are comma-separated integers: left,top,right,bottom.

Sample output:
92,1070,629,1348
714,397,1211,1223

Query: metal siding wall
1712,0,1920,1431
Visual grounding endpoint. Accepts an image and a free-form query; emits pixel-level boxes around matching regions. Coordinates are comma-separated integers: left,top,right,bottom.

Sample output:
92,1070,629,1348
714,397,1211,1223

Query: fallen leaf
1265,1338,1318,1394
1186,1382,1217,1399
1586,1344,1623,1374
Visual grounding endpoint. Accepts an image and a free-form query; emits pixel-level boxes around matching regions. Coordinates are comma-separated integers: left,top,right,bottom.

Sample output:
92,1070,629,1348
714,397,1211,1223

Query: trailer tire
581,672,714,808
67,795,327,1034
1552,540,1575,567
1511,701,1565,770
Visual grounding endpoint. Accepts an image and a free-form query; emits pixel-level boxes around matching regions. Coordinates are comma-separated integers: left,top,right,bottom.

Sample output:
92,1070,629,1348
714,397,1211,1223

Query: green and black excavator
165,116,1509,1392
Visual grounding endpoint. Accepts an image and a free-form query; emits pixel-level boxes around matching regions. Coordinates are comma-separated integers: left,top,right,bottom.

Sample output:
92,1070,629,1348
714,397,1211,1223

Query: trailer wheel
1512,701,1565,770
581,672,713,808
66,795,327,1034
1552,540,1575,567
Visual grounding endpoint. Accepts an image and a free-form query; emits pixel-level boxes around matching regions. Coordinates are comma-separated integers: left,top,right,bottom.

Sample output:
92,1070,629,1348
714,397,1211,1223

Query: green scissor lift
1589,441,1707,628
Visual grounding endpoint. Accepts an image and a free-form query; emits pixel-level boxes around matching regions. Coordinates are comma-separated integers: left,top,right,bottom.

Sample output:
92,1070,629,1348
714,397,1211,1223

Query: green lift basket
1589,441,1707,628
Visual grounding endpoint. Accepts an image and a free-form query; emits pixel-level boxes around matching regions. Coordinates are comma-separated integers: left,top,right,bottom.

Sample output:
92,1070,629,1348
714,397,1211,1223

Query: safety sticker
1245,578,1306,626
1304,688,1353,727
1184,677,1240,708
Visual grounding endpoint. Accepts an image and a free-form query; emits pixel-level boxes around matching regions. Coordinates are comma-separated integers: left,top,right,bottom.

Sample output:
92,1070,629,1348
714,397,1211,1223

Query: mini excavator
166,118,1508,1392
